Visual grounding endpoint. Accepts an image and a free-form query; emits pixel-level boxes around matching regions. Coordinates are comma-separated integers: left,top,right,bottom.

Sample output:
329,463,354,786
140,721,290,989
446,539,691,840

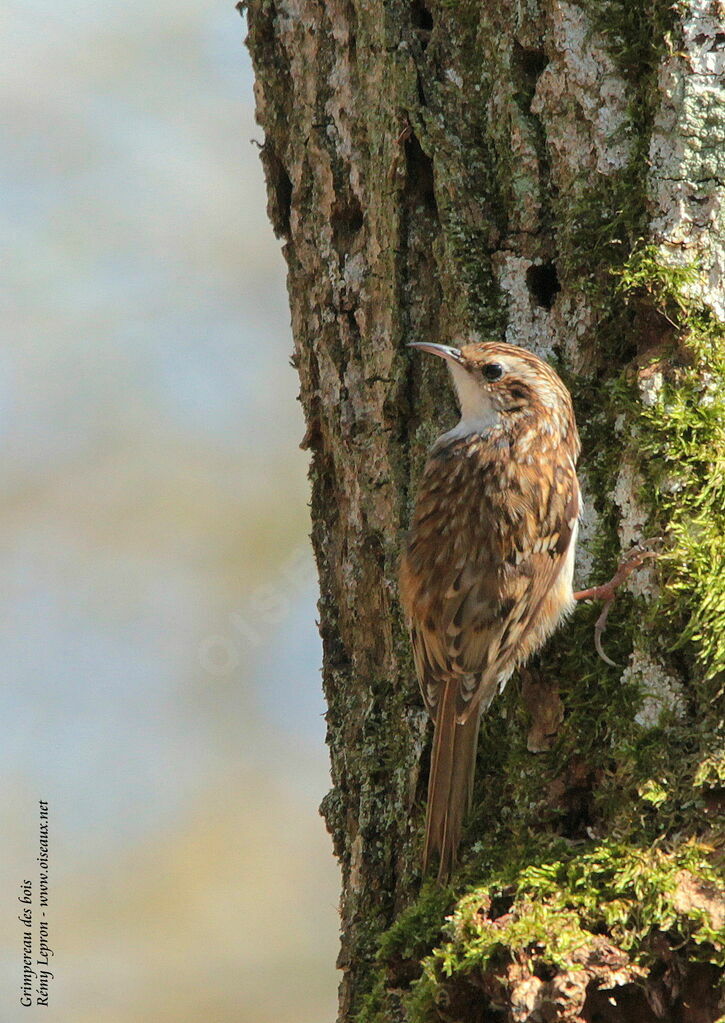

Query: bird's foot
573,546,658,667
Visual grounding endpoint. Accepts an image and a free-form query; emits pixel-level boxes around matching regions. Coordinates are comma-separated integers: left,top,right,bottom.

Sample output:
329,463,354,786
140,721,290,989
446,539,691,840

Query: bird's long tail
423,681,482,883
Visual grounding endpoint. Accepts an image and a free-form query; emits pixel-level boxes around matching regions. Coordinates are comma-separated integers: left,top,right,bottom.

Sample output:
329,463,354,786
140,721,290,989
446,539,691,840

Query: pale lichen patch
572,473,600,590
494,253,557,362
532,1,632,186
649,0,725,318
611,461,658,598
623,648,687,728
639,369,664,409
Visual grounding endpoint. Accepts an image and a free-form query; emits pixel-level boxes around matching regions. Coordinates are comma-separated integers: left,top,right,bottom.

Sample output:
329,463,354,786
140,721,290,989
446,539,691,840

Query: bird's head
409,340,577,447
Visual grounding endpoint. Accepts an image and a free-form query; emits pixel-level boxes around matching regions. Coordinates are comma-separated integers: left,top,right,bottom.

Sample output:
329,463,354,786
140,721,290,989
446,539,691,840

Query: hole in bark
344,309,361,352
582,982,657,1022
526,262,560,310
331,193,364,257
260,144,292,239
560,792,595,839
404,132,437,213
489,892,514,920
694,31,725,50
546,756,599,839
343,0,357,57
416,72,428,108
411,0,434,35
532,961,556,982
512,42,548,112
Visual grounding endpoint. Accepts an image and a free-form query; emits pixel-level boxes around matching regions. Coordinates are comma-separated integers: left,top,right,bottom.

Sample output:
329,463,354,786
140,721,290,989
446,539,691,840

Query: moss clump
694,751,725,792
377,882,455,967
402,839,724,1020
613,244,725,683
355,976,390,1023
355,884,455,1023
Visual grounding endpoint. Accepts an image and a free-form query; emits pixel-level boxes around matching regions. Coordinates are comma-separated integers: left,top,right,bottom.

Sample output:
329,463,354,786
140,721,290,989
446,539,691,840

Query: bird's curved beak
408,342,464,365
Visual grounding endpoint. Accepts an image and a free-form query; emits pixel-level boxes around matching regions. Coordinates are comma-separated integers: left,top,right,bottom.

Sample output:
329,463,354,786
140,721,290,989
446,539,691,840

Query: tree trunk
243,0,725,1020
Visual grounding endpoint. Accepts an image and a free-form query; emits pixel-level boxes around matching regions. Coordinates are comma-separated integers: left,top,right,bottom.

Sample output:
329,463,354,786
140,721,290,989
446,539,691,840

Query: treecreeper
399,341,581,882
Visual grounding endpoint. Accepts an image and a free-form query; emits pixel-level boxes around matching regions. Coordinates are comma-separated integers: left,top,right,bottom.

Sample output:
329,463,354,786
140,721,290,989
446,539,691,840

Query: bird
399,340,581,881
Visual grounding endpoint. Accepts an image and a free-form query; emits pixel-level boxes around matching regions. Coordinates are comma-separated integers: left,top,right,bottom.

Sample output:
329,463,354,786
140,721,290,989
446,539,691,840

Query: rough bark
243,1,725,1021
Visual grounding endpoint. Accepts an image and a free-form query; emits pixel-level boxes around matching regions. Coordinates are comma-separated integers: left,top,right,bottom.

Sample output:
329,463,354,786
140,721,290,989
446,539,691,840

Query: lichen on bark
243,0,725,1019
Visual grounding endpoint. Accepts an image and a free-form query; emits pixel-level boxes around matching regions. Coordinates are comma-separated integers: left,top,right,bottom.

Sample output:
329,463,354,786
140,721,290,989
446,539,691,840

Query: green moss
355,977,390,1023
353,885,454,1023
614,243,702,309
403,840,724,1019
612,244,725,683
377,883,455,966
694,751,725,791
535,243,725,855
363,834,725,1020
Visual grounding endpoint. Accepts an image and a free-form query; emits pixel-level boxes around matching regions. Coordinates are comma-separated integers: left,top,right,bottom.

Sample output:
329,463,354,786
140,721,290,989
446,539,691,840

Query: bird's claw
574,545,659,666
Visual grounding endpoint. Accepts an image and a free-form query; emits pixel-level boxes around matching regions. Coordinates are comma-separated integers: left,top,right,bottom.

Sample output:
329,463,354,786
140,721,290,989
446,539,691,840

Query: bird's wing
403,458,579,723
509,462,580,659
450,459,580,722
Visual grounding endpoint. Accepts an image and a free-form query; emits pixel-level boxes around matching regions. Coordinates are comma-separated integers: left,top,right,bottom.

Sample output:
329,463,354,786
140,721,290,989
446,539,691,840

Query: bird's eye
482,363,504,381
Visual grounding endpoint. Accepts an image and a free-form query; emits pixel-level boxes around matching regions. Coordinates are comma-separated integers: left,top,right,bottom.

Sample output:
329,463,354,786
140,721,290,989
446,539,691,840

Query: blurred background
0,2,339,1020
